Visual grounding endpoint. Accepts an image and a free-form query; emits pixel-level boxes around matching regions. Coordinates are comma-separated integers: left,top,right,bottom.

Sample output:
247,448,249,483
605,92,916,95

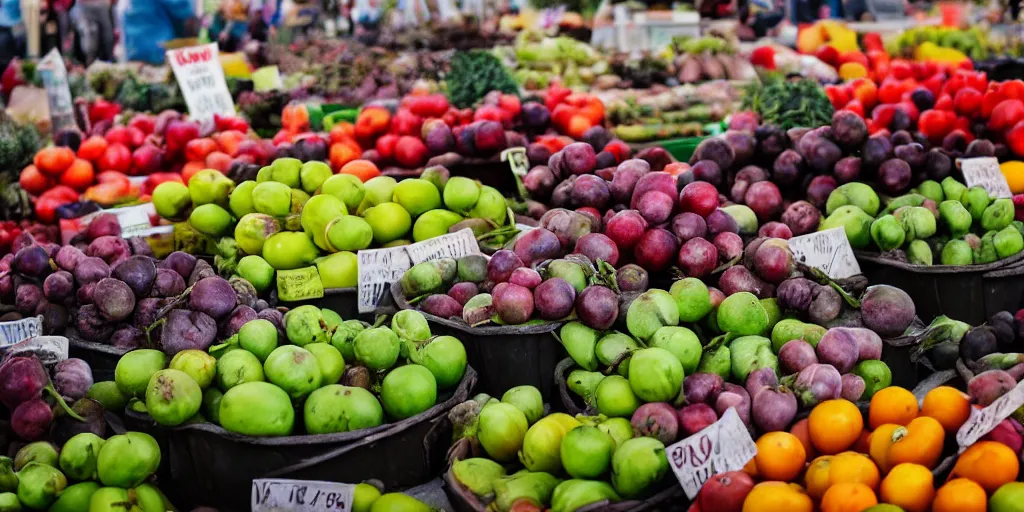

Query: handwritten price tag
252,479,355,511
787,227,861,279
405,228,481,264
78,204,156,239
957,378,1024,450
0,316,43,349
357,247,412,314
667,408,757,499
37,49,75,132
166,43,236,122
959,157,1012,199
3,335,68,365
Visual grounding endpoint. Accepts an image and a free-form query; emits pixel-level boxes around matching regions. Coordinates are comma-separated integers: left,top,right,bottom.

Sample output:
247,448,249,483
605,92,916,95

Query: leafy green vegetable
446,50,519,109
741,75,834,130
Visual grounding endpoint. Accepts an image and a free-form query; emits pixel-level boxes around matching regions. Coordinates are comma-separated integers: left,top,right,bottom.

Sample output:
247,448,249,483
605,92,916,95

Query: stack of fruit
109,308,467,436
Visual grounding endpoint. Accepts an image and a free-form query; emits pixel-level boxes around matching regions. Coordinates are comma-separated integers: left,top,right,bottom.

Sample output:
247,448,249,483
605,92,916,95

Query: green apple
252,182,292,217
189,204,233,236
412,209,463,242
300,195,346,250
234,213,281,256
269,158,301,188
316,251,358,288
326,215,374,252
236,255,275,292
392,178,442,217
321,173,366,212
468,185,506,224
290,188,311,215
362,176,397,208
229,180,258,218
152,181,191,220
443,176,480,212
188,169,234,206
363,202,411,245
299,161,333,195
262,232,319,270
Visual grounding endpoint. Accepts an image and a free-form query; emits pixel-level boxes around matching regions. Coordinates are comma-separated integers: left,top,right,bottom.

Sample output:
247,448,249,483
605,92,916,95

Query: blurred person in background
0,0,25,71
208,0,248,50
71,0,113,62
119,0,197,63
40,0,72,55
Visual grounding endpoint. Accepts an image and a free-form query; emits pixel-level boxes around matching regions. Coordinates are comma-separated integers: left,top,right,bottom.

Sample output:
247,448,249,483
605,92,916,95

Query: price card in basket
405,228,481,264
252,478,355,511
79,204,155,239
958,157,1012,199
37,49,76,132
166,43,236,123
0,316,43,349
957,378,1024,450
787,227,861,279
667,408,757,499
3,335,68,365
357,246,412,313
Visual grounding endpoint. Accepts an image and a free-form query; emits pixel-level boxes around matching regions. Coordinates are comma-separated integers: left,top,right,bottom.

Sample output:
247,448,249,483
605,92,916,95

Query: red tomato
878,79,905,104
954,88,983,117
1007,120,1024,157
918,109,957,143
934,94,954,111
97,143,132,173
825,85,851,109
890,60,913,80
872,103,898,129
1001,80,1024,100
989,99,1024,132
982,90,1006,119
843,99,865,118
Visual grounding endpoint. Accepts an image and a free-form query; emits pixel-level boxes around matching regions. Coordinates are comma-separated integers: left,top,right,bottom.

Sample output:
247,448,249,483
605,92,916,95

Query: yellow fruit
1001,161,1024,194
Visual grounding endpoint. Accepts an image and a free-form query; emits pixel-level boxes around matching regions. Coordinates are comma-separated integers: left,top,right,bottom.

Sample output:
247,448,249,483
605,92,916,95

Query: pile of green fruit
151,160,512,296
1,433,172,511
447,386,670,511
823,177,1024,265
107,306,468,436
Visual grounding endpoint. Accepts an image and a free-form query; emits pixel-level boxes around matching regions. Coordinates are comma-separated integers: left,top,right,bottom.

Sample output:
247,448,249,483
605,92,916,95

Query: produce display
10,13,1024,512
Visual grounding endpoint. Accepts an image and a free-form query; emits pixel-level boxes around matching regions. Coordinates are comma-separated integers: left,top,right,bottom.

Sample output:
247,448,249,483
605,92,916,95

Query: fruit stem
372,314,388,328
144,318,166,348
807,266,861,308
43,385,85,421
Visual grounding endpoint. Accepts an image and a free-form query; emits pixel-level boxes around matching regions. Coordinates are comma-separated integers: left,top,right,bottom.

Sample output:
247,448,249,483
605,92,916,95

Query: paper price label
252,479,355,511
667,408,757,499
0,316,43,349
959,157,1012,199
4,335,68,365
80,204,156,239
357,247,412,313
501,147,529,177
277,266,326,302
957,378,1024,450
405,228,481,264
167,43,236,122
787,227,861,279
38,49,75,132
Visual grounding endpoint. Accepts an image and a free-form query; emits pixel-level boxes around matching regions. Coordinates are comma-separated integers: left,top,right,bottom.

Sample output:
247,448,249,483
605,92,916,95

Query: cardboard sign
667,408,757,499
166,43,236,122
405,229,481,264
957,378,1024,450
357,247,412,313
501,147,530,178
277,266,326,302
787,227,862,279
37,49,76,132
252,479,355,511
3,335,68,365
0,316,43,349
959,157,1012,199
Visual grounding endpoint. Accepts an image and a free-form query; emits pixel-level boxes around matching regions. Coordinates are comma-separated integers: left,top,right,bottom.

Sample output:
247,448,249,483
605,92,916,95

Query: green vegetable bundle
446,50,519,109
741,76,833,130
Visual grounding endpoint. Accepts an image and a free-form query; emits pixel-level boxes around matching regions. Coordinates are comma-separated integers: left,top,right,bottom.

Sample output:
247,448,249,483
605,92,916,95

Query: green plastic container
657,136,708,162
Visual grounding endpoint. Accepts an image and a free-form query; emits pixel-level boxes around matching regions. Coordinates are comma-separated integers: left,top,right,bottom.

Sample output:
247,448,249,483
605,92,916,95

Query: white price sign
252,479,355,511
4,335,68,365
787,227,861,279
79,203,156,239
37,49,75,132
357,246,412,314
0,316,43,349
405,228,481,264
958,157,1012,199
667,408,757,499
957,378,1024,450
166,43,236,122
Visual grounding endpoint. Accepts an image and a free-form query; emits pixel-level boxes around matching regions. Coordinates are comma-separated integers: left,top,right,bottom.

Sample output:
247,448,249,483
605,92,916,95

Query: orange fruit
932,478,986,512
59,158,96,192
329,142,360,171
34,146,76,176
19,165,54,195
803,455,833,499
828,451,880,490
879,463,934,512
809,399,864,455
339,159,381,182
741,482,813,512
949,441,1020,493
77,135,109,161
853,429,872,453
790,418,818,459
920,386,971,433
820,482,877,512
869,387,918,429
754,432,807,482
